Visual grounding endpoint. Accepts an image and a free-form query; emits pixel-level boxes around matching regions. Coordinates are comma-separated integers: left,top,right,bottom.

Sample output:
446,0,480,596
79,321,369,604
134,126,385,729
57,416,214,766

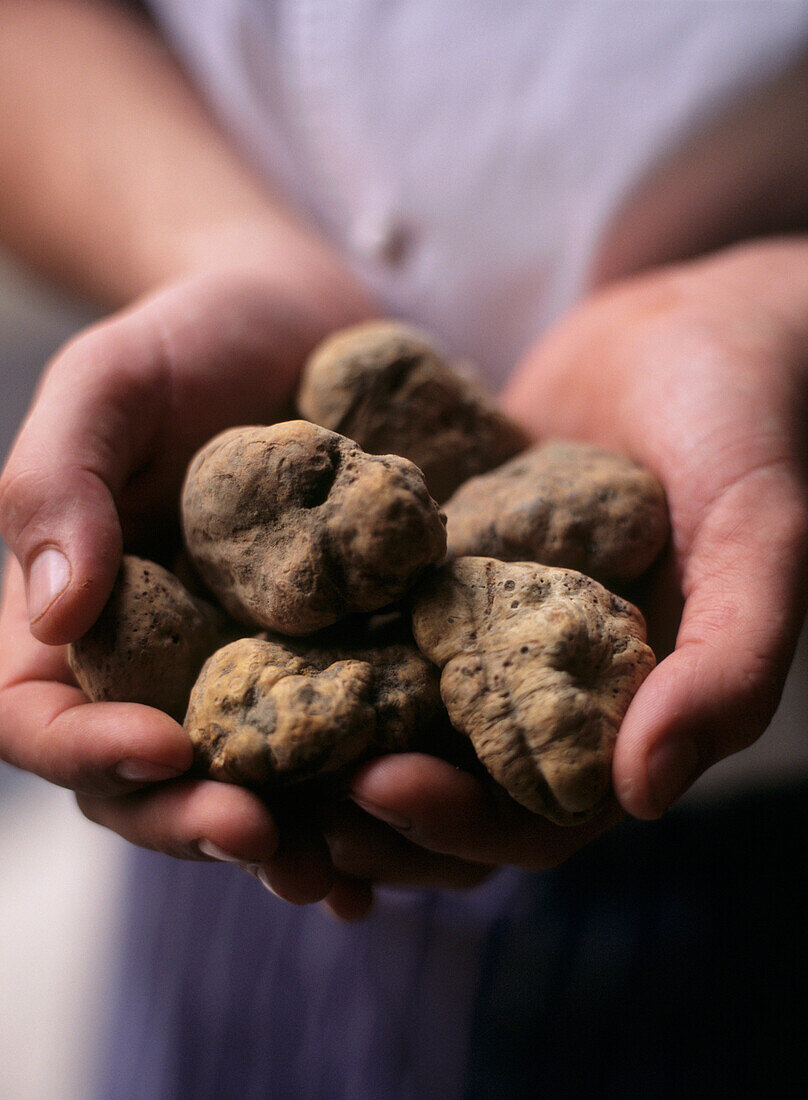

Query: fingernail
27,547,71,623
198,842,268,887
197,839,246,863
115,759,185,784
252,865,281,897
351,796,411,831
646,738,699,815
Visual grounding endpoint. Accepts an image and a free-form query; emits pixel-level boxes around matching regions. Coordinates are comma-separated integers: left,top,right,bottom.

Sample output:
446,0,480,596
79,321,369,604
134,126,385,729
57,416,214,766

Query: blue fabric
98,783,808,1098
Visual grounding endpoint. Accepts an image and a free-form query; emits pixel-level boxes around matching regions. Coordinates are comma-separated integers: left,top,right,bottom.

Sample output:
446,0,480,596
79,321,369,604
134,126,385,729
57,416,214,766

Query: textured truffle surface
411,557,656,824
68,555,223,721
444,440,669,583
298,321,528,502
181,420,447,635
186,617,448,787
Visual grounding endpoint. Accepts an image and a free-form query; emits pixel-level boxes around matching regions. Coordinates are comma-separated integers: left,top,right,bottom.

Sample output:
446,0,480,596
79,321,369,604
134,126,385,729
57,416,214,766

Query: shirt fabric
146,0,808,385
103,785,808,1097
100,4,808,1096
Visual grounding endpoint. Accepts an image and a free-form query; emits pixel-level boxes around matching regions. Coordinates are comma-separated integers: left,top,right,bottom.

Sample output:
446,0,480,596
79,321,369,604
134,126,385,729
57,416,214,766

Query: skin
1,1,808,919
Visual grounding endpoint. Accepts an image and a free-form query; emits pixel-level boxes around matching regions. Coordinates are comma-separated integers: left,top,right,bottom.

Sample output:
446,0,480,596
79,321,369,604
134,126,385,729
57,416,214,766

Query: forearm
0,0,366,321
592,53,808,285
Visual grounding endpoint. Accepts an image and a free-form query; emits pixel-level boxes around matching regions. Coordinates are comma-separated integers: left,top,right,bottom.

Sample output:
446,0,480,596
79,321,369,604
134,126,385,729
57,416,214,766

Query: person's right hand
0,265,372,907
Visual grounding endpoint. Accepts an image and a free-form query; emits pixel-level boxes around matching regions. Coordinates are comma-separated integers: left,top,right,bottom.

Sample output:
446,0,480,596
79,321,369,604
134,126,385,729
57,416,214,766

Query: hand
341,238,808,883
505,239,808,819
0,263,542,921
0,264,372,907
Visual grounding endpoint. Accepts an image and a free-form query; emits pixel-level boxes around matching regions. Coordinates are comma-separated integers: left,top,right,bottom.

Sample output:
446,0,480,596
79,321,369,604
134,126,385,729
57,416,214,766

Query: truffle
186,616,449,787
298,321,528,502
181,420,447,635
444,440,669,584
68,555,223,721
411,557,656,824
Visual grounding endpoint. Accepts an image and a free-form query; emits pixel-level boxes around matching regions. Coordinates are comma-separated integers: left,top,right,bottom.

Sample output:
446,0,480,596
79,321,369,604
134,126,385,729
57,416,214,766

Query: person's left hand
331,238,808,913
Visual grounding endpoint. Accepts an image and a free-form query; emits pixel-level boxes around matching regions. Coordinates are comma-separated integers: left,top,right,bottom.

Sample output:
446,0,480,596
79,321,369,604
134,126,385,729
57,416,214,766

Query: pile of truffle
69,323,667,825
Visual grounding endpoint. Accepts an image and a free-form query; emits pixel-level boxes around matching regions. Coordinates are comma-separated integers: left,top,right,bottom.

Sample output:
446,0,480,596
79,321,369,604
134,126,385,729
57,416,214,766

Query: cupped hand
0,266,370,906
505,239,808,820
0,264,504,918
342,238,808,883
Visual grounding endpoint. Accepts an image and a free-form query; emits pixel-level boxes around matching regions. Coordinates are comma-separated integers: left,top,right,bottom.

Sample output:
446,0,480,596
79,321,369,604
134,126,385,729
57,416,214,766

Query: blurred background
0,249,127,1100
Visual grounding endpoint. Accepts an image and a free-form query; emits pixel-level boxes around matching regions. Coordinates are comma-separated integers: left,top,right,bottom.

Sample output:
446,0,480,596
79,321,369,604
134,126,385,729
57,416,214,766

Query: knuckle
48,316,135,383
731,649,785,750
691,643,787,772
0,458,113,559
0,462,54,553
30,316,169,486
74,791,104,825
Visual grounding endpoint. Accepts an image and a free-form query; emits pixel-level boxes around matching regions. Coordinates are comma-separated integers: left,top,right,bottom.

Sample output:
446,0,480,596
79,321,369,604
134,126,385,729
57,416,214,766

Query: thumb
613,463,808,818
0,316,167,644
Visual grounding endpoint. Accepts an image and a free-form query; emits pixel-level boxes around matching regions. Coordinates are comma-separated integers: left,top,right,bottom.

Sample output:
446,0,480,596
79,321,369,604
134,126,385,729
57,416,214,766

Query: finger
0,313,169,643
0,688,195,794
76,778,279,864
321,874,375,921
255,823,335,905
78,777,334,907
1,556,332,907
322,799,493,889
351,754,624,871
614,463,808,818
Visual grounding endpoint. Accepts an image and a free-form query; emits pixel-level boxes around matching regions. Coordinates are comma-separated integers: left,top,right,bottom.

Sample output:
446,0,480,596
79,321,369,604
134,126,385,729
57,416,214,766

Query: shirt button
352,211,412,266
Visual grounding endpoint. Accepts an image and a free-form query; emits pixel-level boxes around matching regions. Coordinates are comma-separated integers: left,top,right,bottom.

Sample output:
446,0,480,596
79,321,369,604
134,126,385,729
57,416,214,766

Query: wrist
142,205,375,339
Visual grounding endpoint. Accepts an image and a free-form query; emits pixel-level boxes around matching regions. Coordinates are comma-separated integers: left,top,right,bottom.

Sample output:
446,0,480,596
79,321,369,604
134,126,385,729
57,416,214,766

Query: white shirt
147,0,808,385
